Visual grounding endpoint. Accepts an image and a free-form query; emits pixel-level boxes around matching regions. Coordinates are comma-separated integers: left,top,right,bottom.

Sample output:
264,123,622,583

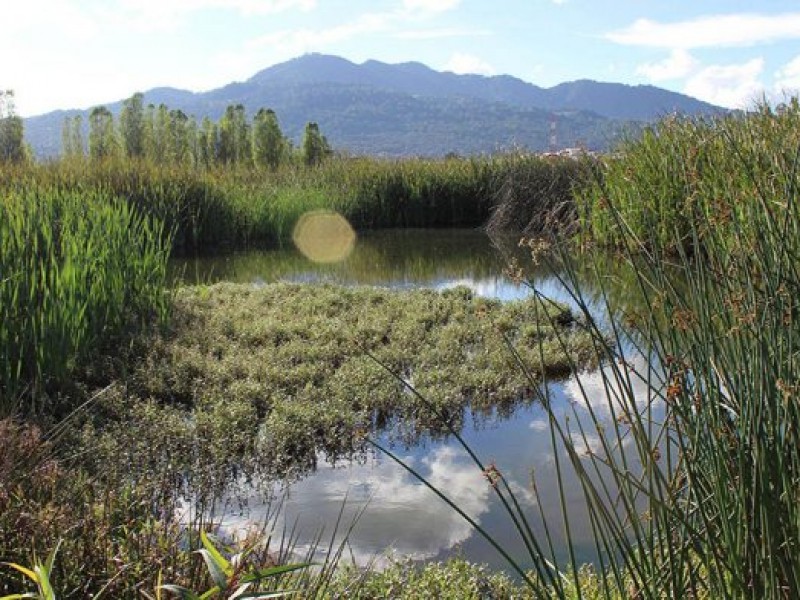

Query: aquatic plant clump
118,282,593,475
0,186,171,413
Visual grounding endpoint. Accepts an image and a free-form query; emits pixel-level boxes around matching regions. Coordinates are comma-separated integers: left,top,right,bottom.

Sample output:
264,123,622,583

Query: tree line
60,93,333,168
62,93,331,168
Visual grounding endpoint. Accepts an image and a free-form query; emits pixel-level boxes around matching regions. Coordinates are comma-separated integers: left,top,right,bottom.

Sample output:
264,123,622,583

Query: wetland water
171,229,657,574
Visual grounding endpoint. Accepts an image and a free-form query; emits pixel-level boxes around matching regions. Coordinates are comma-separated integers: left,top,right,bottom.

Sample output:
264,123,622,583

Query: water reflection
173,229,665,573
216,445,494,566
171,229,549,303
205,355,662,574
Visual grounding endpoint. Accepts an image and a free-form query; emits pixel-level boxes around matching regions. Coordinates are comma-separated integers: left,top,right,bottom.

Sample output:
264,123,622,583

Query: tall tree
0,90,26,163
119,92,146,159
166,109,191,164
218,104,249,164
61,115,85,159
71,115,85,158
301,122,330,166
88,106,117,161
61,115,74,158
252,108,286,169
196,117,216,167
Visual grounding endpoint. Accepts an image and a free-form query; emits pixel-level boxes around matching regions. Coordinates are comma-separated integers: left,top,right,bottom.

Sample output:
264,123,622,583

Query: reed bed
356,101,800,598
578,101,800,597
0,186,170,414
0,153,582,254
577,99,800,253
411,101,800,597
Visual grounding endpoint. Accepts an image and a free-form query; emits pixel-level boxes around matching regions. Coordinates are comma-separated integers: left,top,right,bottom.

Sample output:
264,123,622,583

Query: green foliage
120,92,146,159
577,99,800,253
0,90,27,164
1,152,581,253
492,98,800,597
218,105,250,166
93,282,592,480
157,531,310,599
0,186,171,414
60,115,84,160
1,540,60,600
331,558,530,599
301,121,330,166
88,106,117,161
252,109,287,169
0,416,326,599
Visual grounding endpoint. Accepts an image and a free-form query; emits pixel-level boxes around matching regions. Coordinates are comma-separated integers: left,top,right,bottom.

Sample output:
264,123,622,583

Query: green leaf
0,594,38,599
195,549,228,591
200,531,232,577
44,540,61,580
240,563,311,584
197,587,221,600
34,564,55,600
1,563,38,585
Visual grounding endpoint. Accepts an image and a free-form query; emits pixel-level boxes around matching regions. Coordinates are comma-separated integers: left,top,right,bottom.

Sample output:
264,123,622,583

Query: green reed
576,100,800,254
0,186,171,414
369,101,800,598
0,153,581,254
542,101,800,596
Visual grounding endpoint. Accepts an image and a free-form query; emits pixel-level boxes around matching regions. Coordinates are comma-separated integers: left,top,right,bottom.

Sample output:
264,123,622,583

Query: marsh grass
88,282,594,481
0,413,362,599
380,101,800,598
0,186,171,414
486,155,592,237
0,154,581,254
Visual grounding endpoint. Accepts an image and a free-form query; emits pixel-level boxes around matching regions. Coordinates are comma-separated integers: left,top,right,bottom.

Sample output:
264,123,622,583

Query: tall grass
545,101,800,596
0,154,582,253
379,100,800,598
577,99,800,254
0,186,171,413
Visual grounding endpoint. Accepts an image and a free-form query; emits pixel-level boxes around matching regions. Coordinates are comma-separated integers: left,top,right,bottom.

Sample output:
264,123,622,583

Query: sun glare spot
292,210,356,263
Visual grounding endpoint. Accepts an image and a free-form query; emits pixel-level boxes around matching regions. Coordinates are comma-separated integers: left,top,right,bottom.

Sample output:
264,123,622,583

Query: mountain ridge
23,53,724,157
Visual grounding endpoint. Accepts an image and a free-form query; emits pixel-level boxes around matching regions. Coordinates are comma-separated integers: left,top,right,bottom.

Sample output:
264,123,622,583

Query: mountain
23,53,724,158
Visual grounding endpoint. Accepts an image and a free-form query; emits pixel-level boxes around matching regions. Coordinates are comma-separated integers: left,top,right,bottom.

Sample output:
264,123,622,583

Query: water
171,229,571,305
172,229,659,575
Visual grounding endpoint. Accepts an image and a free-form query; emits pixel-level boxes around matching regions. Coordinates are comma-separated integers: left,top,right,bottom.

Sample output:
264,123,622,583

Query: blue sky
3,0,800,116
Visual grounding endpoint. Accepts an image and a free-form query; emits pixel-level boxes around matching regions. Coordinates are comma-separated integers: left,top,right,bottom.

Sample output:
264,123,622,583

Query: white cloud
245,1,466,56
393,27,491,40
607,12,800,49
209,445,494,565
564,355,657,420
529,419,549,432
119,0,315,21
111,0,315,31
775,55,800,93
684,58,765,109
636,49,698,82
0,0,98,38
248,11,394,55
403,0,461,15
444,52,496,76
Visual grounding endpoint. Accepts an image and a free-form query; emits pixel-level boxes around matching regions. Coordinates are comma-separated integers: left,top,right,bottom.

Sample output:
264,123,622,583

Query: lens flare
292,210,356,264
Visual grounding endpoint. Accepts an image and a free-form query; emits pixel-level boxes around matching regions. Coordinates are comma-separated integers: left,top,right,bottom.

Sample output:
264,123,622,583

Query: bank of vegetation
3,90,800,597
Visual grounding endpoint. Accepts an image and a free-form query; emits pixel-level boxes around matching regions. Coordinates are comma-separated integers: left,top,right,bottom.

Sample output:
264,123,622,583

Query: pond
171,228,567,304
171,228,659,576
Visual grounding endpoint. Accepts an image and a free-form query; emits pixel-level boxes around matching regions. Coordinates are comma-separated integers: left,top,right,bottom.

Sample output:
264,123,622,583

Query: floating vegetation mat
87,282,595,482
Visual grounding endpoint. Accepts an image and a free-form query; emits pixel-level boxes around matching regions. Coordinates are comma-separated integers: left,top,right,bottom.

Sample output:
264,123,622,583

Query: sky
3,0,800,117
